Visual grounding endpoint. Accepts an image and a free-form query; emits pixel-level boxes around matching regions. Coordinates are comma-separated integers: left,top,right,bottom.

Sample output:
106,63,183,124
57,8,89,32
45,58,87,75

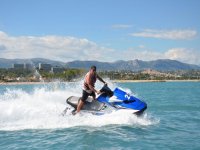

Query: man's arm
97,74,107,84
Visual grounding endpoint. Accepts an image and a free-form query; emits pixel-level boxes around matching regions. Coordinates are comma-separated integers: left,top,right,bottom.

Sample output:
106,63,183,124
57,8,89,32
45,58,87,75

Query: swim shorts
81,90,95,102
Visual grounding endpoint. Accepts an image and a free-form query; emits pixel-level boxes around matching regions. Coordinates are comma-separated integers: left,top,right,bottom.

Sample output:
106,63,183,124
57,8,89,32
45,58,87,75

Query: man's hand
96,90,101,95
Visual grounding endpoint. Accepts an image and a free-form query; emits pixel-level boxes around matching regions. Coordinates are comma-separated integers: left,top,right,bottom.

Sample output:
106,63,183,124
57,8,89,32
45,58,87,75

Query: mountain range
0,58,200,71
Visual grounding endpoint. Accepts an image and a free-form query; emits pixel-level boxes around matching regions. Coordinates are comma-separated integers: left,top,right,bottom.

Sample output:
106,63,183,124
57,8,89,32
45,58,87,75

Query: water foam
0,81,159,131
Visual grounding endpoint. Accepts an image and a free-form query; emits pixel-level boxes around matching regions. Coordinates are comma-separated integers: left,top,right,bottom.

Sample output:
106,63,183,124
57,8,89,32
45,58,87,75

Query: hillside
0,58,200,71
66,59,200,71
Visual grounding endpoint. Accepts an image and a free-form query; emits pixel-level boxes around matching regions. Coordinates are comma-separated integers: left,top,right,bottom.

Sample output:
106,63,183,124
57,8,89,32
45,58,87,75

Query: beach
1,79,200,86
107,79,200,83
0,81,44,85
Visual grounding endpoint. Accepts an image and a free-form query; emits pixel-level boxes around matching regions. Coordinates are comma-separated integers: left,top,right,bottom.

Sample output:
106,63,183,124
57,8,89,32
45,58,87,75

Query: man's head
90,66,96,74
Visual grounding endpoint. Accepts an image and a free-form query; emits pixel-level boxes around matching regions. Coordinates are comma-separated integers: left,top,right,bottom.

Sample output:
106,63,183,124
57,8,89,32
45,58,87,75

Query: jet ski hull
66,96,106,111
65,85,147,116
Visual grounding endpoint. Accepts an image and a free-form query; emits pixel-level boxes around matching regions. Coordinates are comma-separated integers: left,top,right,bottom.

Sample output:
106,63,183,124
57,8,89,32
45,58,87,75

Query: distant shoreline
0,79,200,85
112,79,200,83
0,82,45,85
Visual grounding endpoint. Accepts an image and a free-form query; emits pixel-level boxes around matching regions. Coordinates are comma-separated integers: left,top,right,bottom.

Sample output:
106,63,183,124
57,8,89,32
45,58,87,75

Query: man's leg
91,91,96,100
76,99,84,113
75,90,88,114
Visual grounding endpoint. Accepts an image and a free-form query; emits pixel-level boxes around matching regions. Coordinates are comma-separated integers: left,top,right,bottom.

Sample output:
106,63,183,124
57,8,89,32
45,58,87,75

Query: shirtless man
74,66,107,114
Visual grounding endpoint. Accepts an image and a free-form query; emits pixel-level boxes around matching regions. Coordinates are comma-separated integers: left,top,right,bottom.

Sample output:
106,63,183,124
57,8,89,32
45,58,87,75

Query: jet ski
63,85,147,116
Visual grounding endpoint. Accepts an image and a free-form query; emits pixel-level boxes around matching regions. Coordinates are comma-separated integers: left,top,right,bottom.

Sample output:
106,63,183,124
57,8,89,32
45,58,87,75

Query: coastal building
39,63,52,71
24,63,34,70
12,64,24,69
51,67,65,73
12,63,34,70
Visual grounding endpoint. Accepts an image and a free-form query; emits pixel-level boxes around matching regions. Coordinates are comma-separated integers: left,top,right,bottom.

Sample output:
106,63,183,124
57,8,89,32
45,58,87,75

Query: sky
0,0,200,65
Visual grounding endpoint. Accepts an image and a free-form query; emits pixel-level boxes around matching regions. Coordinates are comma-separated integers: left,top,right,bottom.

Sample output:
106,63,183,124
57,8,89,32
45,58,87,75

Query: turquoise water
0,81,200,149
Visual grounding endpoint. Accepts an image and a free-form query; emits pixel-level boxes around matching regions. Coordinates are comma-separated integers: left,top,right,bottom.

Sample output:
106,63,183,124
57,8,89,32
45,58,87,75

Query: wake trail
0,81,159,131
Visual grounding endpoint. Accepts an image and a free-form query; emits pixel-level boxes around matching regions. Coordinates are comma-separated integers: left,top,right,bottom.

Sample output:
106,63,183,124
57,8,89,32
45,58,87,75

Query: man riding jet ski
63,85,147,116
75,66,107,115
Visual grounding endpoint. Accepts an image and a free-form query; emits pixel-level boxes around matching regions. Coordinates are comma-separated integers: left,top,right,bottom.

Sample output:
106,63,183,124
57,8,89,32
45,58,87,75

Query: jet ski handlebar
99,84,114,97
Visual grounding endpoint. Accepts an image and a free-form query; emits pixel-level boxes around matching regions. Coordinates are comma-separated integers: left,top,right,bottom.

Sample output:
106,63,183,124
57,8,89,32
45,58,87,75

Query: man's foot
72,110,77,115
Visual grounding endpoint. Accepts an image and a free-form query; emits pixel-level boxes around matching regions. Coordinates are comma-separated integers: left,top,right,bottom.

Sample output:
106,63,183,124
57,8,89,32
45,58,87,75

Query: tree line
0,68,200,82
0,68,85,82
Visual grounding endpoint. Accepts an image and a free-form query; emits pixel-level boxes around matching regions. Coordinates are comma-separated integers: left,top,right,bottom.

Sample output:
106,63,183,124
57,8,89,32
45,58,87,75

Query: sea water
0,81,199,149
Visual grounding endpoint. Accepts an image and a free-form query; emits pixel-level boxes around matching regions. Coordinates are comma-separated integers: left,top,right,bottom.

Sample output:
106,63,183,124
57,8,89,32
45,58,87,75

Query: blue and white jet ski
63,85,147,116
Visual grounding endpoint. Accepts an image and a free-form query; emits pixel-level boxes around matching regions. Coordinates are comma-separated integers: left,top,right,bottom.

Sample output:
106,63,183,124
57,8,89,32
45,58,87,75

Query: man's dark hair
90,66,96,71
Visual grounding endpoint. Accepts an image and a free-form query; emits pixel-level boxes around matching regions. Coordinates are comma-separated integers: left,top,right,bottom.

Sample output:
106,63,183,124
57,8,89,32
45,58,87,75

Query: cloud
112,24,132,29
118,46,200,65
0,31,199,65
0,44,6,50
121,48,165,61
0,31,114,62
130,29,197,40
164,48,200,64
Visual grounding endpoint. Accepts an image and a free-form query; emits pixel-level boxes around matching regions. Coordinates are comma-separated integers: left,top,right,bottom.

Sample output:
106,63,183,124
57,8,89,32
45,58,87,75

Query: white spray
0,80,159,131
